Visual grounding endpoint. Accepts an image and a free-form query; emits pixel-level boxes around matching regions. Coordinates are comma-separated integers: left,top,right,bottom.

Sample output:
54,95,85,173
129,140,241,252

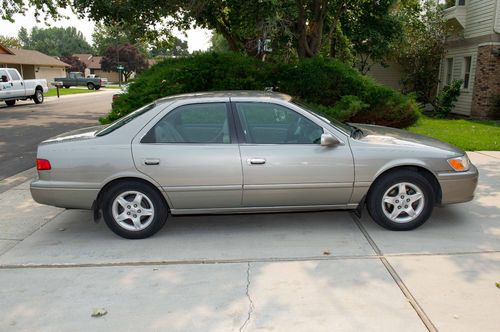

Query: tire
87,82,95,90
33,88,44,104
5,100,16,106
102,181,168,239
366,170,435,231
95,86,101,90
64,86,70,89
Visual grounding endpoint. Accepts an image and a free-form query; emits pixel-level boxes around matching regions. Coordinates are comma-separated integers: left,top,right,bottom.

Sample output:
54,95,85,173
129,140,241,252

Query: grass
45,88,97,97
406,116,500,151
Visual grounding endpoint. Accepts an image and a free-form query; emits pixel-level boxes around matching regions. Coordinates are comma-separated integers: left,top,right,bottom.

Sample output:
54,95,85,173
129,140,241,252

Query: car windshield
96,102,156,136
292,100,352,135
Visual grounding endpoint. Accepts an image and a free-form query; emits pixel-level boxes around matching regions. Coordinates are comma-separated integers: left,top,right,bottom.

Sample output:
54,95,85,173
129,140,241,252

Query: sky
1,7,212,53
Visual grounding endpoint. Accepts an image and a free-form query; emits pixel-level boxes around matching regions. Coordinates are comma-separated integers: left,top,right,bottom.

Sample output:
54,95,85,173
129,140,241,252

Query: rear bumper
437,165,479,205
30,180,98,210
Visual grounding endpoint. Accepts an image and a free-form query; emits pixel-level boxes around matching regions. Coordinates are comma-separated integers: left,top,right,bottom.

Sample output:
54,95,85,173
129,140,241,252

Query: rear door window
142,103,232,144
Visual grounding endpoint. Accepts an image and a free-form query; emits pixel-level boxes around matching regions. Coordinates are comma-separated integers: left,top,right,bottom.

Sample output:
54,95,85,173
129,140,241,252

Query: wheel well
367,166,442,204
35,85,43,91
95,177,169,211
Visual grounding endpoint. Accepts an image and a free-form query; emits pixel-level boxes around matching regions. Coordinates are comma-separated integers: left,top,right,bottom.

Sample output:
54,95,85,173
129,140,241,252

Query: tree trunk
295,0,328,58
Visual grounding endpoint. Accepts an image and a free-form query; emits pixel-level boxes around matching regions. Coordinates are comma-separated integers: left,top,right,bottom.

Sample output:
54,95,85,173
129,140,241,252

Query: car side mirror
1,75,8,83
320,133,340,147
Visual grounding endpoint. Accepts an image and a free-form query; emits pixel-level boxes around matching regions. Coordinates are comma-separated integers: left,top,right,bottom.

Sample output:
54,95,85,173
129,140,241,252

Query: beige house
0,44,69,83
73,54,121,82
439,0,500,117
368,0,500,118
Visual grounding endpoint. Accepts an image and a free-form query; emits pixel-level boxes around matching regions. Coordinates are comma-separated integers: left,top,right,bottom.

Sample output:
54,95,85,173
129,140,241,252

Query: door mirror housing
320,133,340,147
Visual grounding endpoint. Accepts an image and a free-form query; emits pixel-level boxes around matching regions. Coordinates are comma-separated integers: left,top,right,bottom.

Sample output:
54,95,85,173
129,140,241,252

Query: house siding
440,46,479,115
365,61,403,90
464,0,497,38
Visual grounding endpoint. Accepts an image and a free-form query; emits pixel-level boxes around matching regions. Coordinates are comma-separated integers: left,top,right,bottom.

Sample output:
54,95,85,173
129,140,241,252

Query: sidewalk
0,152,499,331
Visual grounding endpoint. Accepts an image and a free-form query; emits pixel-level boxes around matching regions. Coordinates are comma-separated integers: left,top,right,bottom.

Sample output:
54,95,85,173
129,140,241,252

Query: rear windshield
96,103,156,136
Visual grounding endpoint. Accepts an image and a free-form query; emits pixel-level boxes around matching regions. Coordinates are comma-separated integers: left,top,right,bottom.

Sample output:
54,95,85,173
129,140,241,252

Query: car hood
354,123,464,155
41,125,105,145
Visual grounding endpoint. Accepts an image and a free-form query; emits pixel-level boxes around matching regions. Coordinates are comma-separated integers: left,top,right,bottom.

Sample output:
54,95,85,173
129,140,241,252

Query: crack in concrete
239,262,254,332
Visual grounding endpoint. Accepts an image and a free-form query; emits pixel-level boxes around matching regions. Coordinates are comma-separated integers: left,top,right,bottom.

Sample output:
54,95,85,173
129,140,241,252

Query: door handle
248,158,266,165
144,159,160,166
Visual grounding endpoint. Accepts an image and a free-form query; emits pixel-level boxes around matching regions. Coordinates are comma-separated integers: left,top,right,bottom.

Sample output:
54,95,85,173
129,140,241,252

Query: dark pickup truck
54,72,108,90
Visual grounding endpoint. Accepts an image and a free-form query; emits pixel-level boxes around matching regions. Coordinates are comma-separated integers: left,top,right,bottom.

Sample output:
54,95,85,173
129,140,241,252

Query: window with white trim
463,56,472,89
445,58,454,85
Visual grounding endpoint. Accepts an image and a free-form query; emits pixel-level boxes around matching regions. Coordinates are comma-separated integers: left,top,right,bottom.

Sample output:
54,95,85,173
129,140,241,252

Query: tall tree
92,22,149,55
391,0,450,103
150,36,189,58
18,27,94,56
101,43,148,82
0,35,22,48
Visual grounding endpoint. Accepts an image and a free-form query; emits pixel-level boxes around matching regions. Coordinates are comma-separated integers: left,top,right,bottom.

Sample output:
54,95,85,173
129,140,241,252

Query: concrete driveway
0,152,499,331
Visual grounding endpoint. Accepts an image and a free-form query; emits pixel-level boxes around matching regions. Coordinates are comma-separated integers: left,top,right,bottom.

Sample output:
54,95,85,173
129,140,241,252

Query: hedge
102,53,419,128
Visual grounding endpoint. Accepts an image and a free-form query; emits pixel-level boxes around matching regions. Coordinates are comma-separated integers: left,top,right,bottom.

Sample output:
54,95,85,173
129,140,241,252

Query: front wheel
87,83,95,90
367,170,435,231
95,86,101,90
102,181,168,239
33,89,44,104
5,100,16,106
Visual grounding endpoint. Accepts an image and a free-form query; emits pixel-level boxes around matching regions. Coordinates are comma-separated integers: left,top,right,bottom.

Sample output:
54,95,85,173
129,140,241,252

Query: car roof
156,90,292,104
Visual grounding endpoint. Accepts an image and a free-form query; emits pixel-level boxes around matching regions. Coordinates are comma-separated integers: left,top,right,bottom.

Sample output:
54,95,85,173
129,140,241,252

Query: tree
59,56,86,72
92,22,150,55
150,36,189,58
101,43,148,82
0,35,22,48
209,33,231,53
18,27,94,56
391,0,450,103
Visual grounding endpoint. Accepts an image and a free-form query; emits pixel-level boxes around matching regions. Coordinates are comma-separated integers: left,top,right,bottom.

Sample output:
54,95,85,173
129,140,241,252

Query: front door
233,102,354,207
132,102,243,211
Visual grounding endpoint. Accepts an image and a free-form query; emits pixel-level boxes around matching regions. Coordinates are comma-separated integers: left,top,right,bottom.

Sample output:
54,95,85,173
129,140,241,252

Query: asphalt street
0,90,114,180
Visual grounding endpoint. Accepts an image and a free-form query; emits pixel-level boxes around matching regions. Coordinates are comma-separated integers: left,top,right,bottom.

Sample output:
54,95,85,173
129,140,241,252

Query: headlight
447,155,470,172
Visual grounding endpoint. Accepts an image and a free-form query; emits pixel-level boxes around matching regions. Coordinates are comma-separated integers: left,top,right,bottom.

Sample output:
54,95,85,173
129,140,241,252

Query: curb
0,168,36,194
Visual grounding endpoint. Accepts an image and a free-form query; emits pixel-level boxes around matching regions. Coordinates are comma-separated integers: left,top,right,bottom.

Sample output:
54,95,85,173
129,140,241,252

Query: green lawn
406,116,500,151
45,88,97,97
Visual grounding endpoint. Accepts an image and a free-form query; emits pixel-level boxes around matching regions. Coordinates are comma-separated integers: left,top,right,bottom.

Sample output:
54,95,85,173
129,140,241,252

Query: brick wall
471,44,500,118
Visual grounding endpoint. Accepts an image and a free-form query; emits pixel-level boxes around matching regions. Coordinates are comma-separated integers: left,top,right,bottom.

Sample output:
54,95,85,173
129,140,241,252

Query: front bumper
437,165,479,205
30,180,99,210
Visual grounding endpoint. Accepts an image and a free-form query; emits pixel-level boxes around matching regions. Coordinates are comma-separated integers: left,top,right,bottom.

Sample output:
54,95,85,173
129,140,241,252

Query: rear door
233,101,354,207
7,69,25,97
132,100,243,211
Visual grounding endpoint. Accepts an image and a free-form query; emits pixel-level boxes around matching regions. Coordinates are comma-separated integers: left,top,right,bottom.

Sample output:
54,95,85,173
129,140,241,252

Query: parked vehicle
54,72,108,90
31,91,478,239
0,68,48,106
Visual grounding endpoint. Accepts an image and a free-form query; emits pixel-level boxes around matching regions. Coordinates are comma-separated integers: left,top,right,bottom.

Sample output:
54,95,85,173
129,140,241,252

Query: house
0,44,69,83
367,0,500,118
439,0,500,117
73,54,121,82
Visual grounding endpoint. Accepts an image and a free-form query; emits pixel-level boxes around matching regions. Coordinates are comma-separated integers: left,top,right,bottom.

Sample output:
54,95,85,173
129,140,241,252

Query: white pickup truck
0,68,48,106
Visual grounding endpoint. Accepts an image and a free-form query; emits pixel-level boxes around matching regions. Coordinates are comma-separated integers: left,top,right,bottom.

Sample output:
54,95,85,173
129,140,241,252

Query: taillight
36,159,51,170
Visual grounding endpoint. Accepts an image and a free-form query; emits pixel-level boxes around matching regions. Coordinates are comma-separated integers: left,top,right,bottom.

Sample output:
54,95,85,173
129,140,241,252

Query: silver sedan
31,92,478,239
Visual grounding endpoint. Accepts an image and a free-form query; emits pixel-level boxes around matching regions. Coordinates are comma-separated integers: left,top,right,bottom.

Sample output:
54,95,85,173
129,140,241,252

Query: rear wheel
102,181,168,239
64,85,70,89
87,82,95,90
367,170,434,231
33,88,44,104
5,100,16,106
95,86,101,90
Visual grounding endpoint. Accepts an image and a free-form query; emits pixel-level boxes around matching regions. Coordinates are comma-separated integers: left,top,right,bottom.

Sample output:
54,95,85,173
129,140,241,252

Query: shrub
432,80,463,118
102,53,420,128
